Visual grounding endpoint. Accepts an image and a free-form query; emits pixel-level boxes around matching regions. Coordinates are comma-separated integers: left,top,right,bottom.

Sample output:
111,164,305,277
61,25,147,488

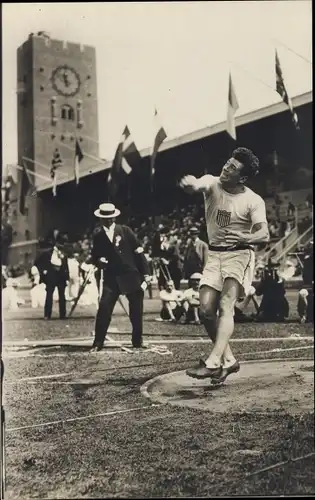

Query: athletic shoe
211,361,240,385
186,359,222,379
300,316,307,324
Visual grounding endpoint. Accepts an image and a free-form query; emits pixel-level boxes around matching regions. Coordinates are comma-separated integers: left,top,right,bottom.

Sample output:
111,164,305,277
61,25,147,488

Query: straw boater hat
94,203,121,218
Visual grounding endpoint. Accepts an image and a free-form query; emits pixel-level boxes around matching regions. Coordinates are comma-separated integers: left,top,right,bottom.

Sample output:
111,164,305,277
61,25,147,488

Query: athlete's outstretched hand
179,175,198,194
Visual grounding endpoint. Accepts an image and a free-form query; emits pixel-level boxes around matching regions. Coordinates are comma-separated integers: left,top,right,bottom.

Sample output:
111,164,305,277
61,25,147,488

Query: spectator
234,286,258,322
158,280,185,323
268,220,279,239
167,240,182,290
183,227,208,280
297,241,313,323
144,248,154,299
287,201,295,217
2,275,25,310
34,238,70,320
183,272,202,324
29,265,46,309
66,251,81,301
255,262,289,322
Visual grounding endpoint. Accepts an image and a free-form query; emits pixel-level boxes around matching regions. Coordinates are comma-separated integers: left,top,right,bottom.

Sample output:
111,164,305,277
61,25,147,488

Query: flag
50,148,63,197
19,160,36,215
275,49,300,130
150,108,167,192
74,139,84,185
108,126,141,198
226,73,239,140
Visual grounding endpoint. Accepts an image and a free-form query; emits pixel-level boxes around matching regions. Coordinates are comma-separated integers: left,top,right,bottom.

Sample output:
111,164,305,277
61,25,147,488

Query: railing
276,224,313,263
262,227,298,264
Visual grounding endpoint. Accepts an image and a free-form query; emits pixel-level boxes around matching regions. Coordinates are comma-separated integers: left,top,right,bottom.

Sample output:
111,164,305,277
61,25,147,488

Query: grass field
2,289,314,498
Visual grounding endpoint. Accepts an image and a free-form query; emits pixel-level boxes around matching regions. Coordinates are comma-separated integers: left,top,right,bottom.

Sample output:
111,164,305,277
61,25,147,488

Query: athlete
179,147,269,384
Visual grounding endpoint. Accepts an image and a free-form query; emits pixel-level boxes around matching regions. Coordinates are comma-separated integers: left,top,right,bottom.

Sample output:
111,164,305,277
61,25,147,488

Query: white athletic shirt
160,289,184,309
197,175,267,246
183,288,200,304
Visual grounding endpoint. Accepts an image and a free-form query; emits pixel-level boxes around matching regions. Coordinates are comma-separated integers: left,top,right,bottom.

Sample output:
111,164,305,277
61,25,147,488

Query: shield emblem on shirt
216,209,231,227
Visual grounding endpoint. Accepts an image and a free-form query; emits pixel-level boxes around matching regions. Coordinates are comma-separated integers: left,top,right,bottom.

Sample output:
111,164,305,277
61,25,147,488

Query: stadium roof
141,90,312,156
38,90,312,191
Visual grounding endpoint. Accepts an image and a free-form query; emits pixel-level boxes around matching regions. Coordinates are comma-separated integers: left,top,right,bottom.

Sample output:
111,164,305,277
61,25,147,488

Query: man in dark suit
34,239,69,319
183,227,208,279
91,203,150,352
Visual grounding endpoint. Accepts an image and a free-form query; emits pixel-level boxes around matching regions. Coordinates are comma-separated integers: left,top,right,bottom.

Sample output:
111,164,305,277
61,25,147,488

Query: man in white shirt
180,147,269,384
159,280,185,322
183,272,202,324
66,252,81,301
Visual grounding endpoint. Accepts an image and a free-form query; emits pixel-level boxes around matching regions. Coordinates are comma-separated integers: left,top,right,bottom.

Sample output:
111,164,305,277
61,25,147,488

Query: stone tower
12,31,99,266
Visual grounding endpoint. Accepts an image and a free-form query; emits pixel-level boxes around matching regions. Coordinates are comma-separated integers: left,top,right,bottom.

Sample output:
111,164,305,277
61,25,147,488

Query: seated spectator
158,280,185,323
298,287,314,323
2,275,25,311
183,273,202,324
297,241,313,323
234,286,257,322
255,262,289,322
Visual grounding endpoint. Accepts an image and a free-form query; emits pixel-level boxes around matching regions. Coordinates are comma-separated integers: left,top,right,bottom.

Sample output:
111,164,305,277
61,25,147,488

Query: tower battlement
28,32,95,56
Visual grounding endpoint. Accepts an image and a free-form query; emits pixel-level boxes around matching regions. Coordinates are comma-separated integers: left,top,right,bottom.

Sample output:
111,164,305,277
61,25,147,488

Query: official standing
91,203,150,352
34,239,69,319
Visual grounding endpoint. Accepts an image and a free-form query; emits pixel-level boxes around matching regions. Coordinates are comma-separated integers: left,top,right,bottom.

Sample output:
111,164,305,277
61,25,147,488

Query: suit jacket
34,249,70,285
184,238,208,279
91,224,150,295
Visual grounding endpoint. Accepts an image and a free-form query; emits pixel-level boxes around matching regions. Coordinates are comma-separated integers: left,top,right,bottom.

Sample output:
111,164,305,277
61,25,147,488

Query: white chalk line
4,345,314,384
3,336,313,360
3,335,313,348
6,403,162,433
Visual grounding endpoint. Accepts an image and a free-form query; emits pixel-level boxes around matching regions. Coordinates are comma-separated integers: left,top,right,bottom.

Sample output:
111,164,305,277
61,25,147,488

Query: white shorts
199,249,255,297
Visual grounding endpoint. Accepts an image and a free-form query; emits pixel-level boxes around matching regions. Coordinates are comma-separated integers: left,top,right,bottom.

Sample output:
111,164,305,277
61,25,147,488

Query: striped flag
150,108,167,192
50,148,63,197
275,49,299,130
74,140,84,185
108,126,141,199
226,73,239,140
19,160,36,215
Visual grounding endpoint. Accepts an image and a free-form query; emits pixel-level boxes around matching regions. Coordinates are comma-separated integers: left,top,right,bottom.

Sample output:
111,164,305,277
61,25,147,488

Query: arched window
61,105,74,121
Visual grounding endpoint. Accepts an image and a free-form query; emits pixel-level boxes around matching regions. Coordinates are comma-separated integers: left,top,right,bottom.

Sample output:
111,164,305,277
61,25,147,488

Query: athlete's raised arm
179,174,215,194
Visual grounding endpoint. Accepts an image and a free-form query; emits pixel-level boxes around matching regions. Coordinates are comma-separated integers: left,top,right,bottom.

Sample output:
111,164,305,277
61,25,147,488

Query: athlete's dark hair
232,147,259,178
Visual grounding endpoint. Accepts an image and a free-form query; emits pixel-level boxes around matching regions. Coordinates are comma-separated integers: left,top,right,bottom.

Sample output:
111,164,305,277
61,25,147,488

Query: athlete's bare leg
199,285,219,343
205,278,240,369
199,285,236,367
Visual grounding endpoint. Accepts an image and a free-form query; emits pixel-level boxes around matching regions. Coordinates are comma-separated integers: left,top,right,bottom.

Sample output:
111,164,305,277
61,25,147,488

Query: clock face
51,65,81,97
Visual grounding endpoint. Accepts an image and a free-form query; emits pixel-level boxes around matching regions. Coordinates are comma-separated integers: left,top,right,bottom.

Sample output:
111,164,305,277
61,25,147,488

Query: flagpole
272,38,312,65
10,163,51,182
228,60,277,93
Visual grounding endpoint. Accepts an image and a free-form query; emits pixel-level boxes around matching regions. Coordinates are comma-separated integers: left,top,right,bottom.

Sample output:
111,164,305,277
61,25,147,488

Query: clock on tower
51,65,81,97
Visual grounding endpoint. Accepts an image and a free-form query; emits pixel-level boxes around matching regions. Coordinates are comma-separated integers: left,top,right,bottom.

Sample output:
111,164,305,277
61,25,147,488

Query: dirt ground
2,290,314,498
141,359,314,414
